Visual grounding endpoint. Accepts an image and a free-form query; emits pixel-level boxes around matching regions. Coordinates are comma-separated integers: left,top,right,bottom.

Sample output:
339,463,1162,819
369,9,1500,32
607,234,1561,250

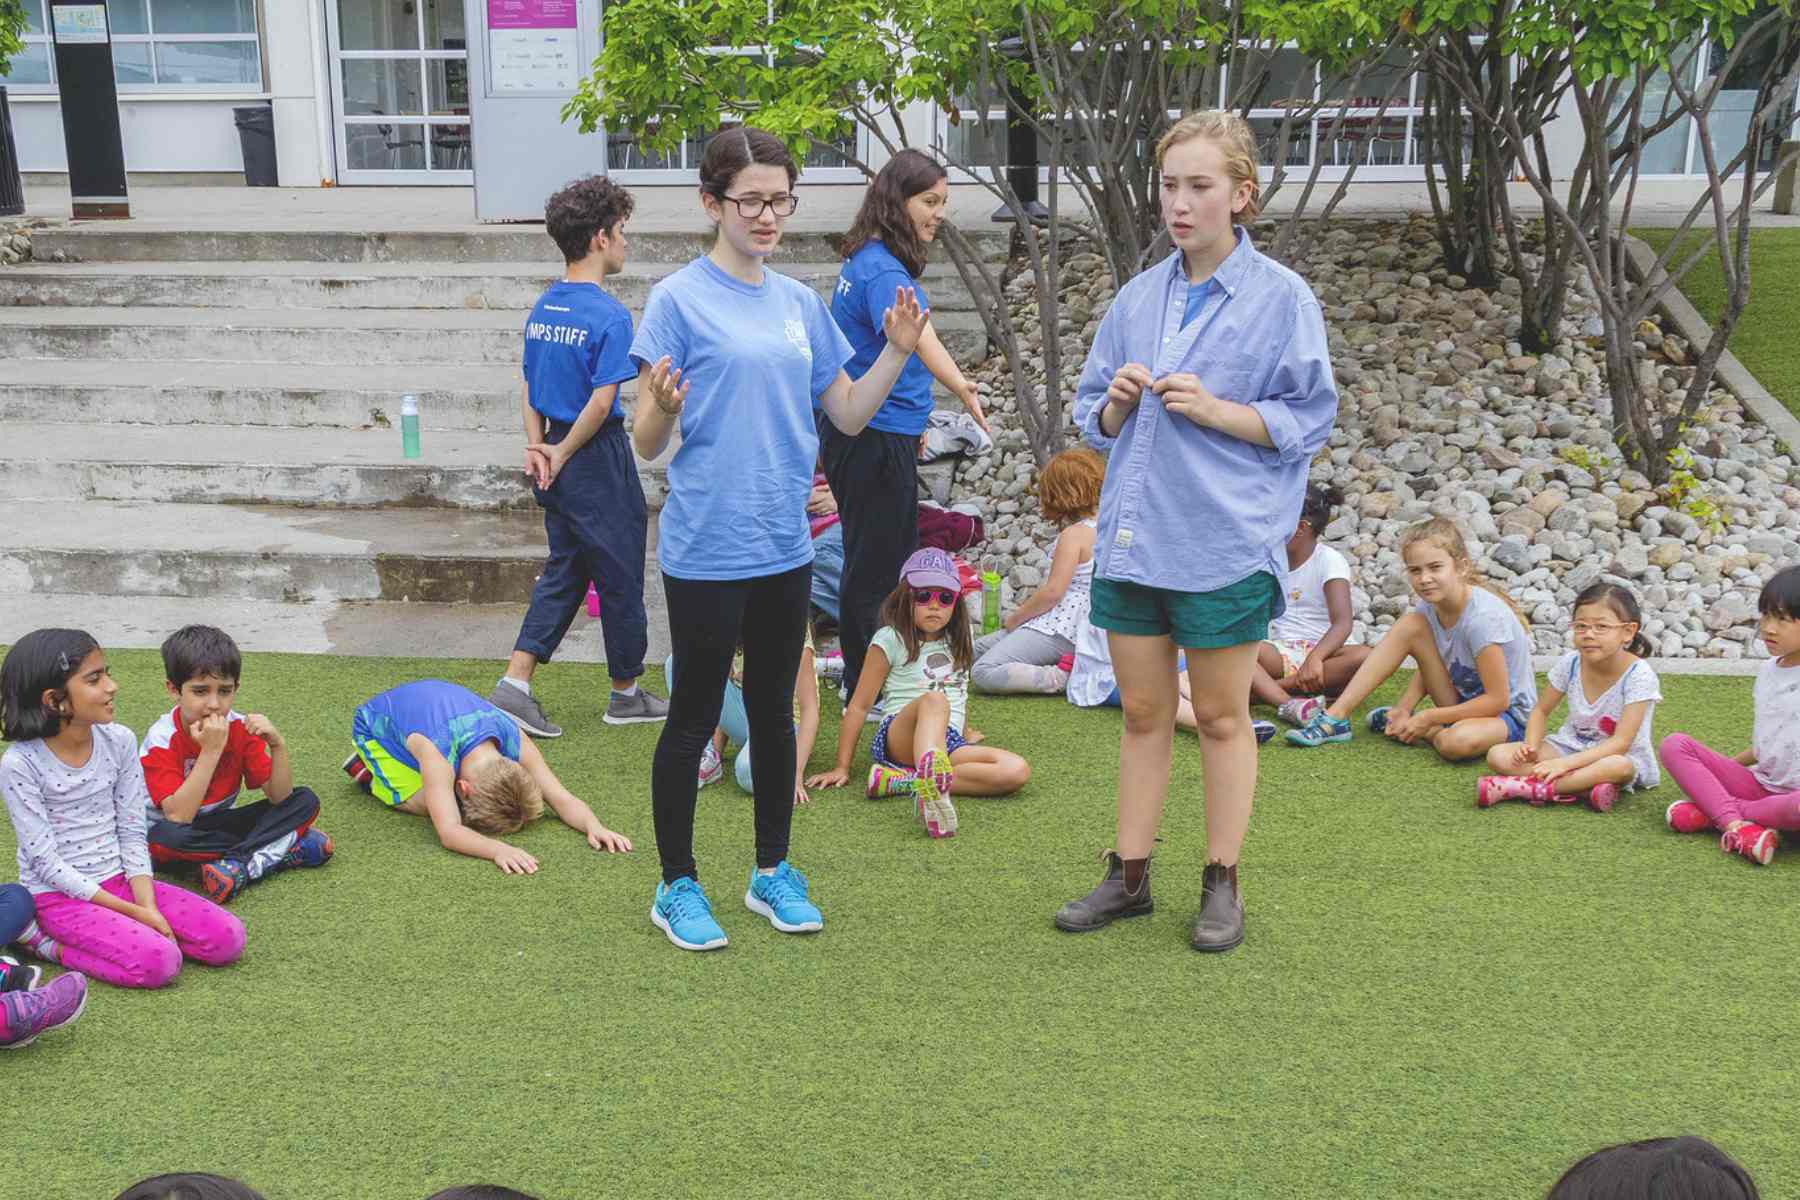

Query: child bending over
346,679,630,873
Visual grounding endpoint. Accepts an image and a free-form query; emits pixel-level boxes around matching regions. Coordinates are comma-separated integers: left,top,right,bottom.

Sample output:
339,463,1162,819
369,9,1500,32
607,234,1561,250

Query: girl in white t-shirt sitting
1257,483,1371,726
810,548,1030,838
971,448,1102,694
1479,583,1662,813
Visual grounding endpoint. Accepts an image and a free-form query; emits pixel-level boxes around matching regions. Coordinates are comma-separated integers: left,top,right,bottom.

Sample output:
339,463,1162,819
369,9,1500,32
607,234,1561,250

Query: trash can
233,103,278,188
0,87,25,217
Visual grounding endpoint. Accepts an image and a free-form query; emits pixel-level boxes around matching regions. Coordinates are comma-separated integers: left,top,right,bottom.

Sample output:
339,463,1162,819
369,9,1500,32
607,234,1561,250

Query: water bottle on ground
401,394,421,459
981,569,1002,635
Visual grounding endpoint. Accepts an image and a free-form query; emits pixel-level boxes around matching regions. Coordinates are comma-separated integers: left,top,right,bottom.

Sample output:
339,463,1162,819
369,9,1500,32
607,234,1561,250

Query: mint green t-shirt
869,625,969,734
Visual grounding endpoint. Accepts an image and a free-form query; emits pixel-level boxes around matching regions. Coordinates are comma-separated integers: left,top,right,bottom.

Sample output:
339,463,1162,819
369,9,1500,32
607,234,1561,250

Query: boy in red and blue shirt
139,625,331,903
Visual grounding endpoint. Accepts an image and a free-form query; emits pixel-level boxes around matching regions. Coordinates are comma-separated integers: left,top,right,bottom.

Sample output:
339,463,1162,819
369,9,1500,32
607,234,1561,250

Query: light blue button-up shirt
1074,228,1339,607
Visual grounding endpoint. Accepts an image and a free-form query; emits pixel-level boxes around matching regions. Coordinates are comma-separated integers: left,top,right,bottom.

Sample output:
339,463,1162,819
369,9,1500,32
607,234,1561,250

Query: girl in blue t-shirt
1287,517,1539,760
826,149,989,711
629,127,928,953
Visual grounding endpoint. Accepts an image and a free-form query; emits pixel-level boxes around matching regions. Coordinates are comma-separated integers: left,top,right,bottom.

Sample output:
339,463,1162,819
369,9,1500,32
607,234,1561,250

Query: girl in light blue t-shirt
1288,517,1538,762
626,127,929,953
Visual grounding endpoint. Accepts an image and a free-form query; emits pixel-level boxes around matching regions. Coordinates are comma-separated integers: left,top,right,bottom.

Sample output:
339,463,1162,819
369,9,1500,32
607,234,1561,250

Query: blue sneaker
281,829,334,870
1367,706,1392,734
1253,720,1277,745
744,860,823,934
1285,710,1353,747
651,877,728,951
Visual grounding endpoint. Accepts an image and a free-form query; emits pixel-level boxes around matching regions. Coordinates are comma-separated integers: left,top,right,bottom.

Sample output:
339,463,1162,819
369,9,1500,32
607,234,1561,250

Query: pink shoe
1721,823,1778,866
1666,800,1710,834
1476,775,1550,808
1585,783,1619,813
1055,652,1075,674
0,972,88,1049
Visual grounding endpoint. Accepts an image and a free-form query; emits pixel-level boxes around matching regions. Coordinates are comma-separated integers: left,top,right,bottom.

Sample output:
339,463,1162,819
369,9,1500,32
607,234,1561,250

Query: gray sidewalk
21,177,1800,232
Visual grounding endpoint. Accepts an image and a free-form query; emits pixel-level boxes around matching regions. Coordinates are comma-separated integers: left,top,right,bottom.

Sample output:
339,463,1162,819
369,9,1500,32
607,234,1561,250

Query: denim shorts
871,714,967,768
1091,572,1281,649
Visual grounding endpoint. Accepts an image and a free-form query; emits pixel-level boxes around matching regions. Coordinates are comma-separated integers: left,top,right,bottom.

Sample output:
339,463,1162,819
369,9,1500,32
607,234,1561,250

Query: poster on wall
487,0,579,93
50,3,110,44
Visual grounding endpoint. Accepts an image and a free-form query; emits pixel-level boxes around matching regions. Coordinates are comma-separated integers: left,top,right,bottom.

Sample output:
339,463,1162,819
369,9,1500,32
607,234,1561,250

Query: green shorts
352,706,420,808
1090,571,1281,650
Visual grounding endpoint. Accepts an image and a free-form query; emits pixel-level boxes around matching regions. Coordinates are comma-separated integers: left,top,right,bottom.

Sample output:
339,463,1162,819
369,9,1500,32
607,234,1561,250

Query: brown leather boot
1053,850,1152,932
1189,861,1243,952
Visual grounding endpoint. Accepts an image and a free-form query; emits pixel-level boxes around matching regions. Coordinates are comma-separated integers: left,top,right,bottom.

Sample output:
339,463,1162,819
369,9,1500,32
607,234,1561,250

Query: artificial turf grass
1,647,1791,1200
1633,226,1800,424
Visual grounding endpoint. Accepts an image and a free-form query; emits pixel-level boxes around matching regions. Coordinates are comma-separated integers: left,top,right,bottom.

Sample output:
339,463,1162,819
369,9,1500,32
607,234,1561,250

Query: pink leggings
33,873,245,989
1660,733,1800,832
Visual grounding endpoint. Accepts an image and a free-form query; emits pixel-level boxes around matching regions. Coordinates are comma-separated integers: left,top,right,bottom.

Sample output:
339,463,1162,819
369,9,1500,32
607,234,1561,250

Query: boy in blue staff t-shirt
489,175,670,740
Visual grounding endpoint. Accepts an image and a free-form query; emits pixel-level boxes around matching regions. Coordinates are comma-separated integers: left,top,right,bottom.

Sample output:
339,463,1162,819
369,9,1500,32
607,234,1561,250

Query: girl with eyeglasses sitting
810,548,1032,838
1478,583,1662,813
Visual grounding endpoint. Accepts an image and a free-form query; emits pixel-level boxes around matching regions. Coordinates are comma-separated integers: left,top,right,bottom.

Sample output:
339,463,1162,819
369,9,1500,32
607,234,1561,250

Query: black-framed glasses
913,588,958,608
721,192,799,218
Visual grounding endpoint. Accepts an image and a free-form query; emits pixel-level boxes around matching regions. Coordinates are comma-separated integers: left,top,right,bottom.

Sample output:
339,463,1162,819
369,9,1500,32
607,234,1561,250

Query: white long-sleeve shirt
1,724,154,900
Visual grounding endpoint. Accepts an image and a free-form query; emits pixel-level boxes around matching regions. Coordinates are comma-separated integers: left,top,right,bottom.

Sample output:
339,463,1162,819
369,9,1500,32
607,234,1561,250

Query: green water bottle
981,569,1002,635
401,393,421,459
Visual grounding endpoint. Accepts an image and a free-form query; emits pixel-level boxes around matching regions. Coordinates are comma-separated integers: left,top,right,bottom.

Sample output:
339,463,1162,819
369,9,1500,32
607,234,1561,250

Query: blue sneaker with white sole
1253,720,1277,745
651,877,728,951
1366,706,1393,734
1285,710,1353,747
745,860,823,933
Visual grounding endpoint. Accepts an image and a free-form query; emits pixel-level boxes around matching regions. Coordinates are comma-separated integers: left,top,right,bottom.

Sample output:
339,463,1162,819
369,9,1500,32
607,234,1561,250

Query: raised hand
645,355,690,416
882,286,929,354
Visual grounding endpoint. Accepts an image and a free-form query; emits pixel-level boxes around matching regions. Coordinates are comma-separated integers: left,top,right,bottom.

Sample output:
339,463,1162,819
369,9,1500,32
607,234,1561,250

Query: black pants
146,787,320,865
513,418,651,679
652,564,811,884
819,415,918,701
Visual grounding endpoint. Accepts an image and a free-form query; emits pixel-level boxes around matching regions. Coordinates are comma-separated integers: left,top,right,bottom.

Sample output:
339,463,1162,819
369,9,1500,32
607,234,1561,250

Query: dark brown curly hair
877,578,975,676
842,149,948,278
544,175,635,264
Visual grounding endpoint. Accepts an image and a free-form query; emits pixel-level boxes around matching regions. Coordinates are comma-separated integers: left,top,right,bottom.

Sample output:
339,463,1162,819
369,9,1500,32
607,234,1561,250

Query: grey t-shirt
1415,587,1538,727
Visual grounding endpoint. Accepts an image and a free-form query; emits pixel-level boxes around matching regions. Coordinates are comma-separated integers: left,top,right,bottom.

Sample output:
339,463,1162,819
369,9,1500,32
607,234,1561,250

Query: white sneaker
1277,697,1321,727
697,742,723,789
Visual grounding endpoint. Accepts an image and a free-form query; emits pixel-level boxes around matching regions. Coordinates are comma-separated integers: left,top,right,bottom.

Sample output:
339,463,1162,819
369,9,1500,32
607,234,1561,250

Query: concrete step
0,360,524,429
28,225,1009,266
0,421,676,510
0,359,970,432
0,259,977,312
0,592,654,665
0,304,990,366
0,499,644,606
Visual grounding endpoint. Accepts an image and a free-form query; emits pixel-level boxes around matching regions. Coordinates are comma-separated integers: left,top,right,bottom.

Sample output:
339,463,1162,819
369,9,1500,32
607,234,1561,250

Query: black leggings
653,563,812,884
819,416,918,701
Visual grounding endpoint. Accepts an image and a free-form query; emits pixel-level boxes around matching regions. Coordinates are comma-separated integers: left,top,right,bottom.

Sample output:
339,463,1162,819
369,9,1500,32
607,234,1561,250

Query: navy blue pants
0,882,32,946
513,417,650,680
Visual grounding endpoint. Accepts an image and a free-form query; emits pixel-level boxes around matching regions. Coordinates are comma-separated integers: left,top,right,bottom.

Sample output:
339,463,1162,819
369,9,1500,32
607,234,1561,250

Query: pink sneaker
1276,697,1321,727
0,972,88,1049
1585,783,1619,813
1665,800,1710,833
1721,823,1778,866
913,749,958,839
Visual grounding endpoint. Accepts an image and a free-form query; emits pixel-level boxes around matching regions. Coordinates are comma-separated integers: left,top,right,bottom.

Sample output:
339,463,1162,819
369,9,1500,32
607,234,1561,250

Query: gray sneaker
487,682,562,739
604,687,669,726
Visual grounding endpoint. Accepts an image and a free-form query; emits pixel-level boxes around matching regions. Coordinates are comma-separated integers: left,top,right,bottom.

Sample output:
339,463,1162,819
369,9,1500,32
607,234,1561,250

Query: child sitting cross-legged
809,548,1030,837
1478,584,1662,812
140,625,331,903
346,679,630,873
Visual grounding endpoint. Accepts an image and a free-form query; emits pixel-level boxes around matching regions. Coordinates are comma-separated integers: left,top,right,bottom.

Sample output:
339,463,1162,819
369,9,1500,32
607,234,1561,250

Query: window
0,0,263,90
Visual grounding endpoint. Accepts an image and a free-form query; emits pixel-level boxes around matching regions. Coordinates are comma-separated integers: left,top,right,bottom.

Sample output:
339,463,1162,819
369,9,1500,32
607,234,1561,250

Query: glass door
327,0,471,184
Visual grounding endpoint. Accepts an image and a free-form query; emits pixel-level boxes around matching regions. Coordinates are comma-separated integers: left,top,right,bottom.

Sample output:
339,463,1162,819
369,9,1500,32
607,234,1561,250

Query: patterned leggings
33,873,245,989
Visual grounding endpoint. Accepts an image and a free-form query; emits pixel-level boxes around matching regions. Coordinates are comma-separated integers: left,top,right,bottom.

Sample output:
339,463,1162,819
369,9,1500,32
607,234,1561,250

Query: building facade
3,1,1794,190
